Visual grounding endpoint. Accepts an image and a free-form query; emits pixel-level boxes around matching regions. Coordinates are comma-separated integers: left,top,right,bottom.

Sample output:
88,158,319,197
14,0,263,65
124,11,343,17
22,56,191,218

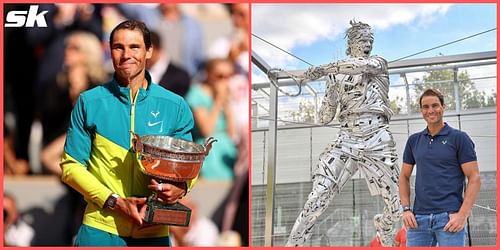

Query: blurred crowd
3,3,249,246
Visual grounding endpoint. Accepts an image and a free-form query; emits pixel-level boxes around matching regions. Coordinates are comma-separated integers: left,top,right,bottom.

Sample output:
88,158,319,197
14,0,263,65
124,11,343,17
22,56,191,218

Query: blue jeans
407,212,467,247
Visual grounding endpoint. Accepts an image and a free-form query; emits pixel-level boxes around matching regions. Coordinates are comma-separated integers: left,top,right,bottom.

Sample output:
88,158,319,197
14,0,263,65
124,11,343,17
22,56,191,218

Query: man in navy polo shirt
399,88,481,246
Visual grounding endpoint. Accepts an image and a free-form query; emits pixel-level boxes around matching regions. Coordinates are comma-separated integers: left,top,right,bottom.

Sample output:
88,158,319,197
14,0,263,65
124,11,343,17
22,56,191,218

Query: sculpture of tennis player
286,20,401,247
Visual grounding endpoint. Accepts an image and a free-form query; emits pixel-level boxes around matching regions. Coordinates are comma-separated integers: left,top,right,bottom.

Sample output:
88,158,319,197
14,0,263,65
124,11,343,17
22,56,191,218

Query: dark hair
109,20,152,49
419,88,444,108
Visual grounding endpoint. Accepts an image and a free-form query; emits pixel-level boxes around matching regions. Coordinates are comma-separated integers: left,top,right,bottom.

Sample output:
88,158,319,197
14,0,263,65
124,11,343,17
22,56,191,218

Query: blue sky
252,3,496,83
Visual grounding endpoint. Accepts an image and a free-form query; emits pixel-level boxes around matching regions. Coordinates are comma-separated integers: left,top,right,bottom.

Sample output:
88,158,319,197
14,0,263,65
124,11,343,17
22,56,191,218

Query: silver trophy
132,132,216,226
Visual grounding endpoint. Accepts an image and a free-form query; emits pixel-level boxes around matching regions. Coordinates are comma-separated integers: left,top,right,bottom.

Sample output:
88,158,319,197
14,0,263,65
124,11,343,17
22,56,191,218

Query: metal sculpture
284,20,401,247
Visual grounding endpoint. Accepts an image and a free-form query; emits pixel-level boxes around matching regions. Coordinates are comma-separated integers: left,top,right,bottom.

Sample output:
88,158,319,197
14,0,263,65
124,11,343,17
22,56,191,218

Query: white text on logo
5,5,48,28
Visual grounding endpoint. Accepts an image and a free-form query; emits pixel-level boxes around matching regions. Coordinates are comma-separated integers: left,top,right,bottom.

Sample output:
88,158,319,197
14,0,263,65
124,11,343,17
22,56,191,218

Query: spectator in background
156,4,204,77
3,193,35,246
185,58,238,181
226,72,249,179
4,4,40,175
146,31,191,97
117,4,205,77
6,5,102,173
208,3,249,74
207,4,250,176
211,168,249,246
3,127,30,176
40,31,108,176
169,198,219,246
28,4,102,93
37,30,108,245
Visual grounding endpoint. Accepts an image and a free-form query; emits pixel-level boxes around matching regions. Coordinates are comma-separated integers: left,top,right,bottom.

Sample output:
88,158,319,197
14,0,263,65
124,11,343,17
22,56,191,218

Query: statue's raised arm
336,55,388,75
301,55,387,81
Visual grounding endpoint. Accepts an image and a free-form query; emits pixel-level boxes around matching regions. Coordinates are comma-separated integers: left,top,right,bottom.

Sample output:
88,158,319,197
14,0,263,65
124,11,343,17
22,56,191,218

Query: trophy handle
203,137,217,156
131,131,143,153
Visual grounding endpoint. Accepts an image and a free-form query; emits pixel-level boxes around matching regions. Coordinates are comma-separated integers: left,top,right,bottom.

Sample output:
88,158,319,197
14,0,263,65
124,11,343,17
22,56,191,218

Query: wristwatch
104,193,120,209
402,205,412,212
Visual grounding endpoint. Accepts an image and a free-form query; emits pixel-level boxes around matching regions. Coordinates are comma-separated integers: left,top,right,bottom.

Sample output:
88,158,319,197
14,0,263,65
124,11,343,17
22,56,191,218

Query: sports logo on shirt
150,111,160,118
441,140,447,145
148,111,163,133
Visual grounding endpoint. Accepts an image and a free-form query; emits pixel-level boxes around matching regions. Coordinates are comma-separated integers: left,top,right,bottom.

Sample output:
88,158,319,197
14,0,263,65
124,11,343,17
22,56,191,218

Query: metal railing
251,50,497,246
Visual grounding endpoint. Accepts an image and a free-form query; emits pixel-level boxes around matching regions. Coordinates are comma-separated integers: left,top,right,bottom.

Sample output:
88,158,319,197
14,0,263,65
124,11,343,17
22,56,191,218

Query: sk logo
5,5,48,28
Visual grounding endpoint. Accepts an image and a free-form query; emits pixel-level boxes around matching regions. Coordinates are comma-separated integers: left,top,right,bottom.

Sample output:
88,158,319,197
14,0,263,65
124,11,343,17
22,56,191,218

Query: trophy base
144,198,191,226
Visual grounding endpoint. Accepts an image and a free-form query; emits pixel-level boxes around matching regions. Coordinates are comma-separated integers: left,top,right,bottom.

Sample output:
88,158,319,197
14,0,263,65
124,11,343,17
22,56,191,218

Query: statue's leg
285,174,336,247
372,173,401,247
359,129,401,246
286,143,357,247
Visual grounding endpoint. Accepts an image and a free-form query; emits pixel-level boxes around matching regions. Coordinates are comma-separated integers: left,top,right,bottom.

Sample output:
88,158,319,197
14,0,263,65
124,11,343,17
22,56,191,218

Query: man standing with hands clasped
399,88,481,246
60,20,195,246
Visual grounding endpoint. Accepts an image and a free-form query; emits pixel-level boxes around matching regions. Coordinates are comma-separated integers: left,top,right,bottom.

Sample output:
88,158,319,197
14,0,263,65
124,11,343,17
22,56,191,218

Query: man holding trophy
60,20,209,246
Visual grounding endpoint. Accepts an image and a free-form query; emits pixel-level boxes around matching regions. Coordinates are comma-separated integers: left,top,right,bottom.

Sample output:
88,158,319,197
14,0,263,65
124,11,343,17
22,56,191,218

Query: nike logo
151,111,160,118
148,121,162,127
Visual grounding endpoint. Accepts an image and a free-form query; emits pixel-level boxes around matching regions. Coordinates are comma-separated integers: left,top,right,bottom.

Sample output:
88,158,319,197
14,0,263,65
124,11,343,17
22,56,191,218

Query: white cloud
252,4,452,72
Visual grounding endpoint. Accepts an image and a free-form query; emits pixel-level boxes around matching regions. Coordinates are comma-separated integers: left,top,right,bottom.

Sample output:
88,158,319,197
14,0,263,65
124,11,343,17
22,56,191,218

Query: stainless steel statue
285,20,401,247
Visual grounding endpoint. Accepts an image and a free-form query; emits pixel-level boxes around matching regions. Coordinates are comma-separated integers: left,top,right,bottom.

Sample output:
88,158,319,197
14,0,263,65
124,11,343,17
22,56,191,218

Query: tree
288,99,316,123
408,68,496,113
389,96,404,115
